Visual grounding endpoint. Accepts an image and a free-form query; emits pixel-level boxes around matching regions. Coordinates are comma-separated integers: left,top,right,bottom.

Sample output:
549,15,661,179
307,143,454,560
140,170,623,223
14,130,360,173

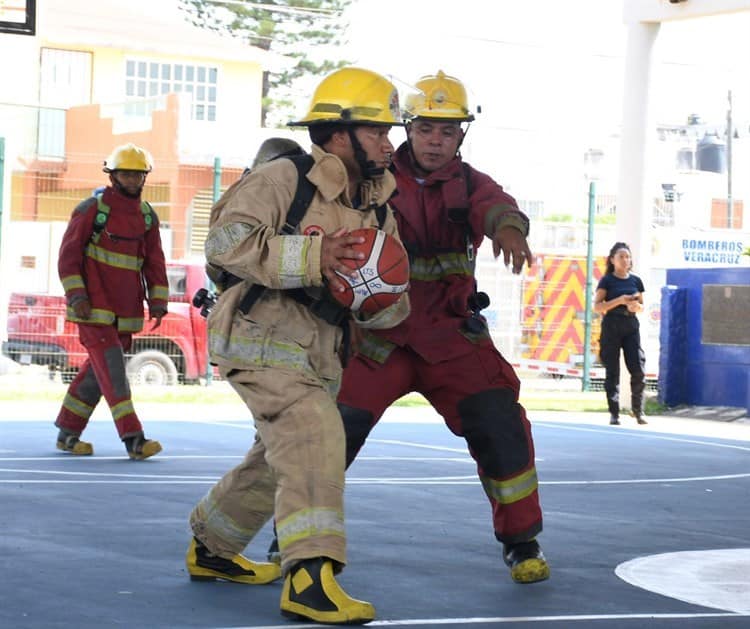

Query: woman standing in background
594,242,648,426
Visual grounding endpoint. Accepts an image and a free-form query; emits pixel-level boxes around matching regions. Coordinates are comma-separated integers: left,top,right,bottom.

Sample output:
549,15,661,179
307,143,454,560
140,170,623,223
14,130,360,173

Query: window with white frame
125,59,217,121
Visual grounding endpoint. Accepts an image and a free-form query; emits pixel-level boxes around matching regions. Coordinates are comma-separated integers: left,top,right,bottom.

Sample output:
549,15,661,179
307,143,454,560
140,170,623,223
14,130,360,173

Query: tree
179,0,351,127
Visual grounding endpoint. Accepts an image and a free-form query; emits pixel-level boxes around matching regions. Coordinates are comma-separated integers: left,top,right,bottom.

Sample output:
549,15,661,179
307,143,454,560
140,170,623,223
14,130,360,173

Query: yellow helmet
289,67,404,127
103,143,153,173
404,70,474,122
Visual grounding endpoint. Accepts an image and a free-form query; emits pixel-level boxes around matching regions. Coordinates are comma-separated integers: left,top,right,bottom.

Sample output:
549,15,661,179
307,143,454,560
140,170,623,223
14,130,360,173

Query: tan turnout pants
189,367,346,575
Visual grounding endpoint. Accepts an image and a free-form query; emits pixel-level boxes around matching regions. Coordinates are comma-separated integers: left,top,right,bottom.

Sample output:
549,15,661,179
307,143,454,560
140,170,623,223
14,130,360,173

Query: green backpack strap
91,193,154,243
141,200,155,230
91,194,110,243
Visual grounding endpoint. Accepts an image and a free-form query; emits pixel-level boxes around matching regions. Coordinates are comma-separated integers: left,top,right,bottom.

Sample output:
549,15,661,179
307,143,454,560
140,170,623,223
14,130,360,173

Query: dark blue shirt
597,273,645,316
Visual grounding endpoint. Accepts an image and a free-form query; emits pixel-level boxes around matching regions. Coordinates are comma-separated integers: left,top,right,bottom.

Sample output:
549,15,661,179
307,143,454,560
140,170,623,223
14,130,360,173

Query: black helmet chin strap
405,119,472,166
109,172,144,199
347,128,384,179
457,121,471,155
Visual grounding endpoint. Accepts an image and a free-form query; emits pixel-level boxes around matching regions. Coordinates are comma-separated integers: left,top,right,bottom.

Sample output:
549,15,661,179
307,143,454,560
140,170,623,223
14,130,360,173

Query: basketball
331,228,410,314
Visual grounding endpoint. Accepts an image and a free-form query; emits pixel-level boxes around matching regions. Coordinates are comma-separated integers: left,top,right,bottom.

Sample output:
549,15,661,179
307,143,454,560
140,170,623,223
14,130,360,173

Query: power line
201,0,341,18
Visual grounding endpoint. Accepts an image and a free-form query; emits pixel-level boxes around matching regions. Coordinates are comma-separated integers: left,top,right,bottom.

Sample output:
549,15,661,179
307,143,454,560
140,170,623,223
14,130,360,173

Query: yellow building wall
84,47,263,124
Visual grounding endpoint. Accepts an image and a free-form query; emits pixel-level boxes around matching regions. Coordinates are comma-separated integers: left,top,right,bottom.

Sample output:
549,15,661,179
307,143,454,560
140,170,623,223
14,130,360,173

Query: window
0,0,36,35
38,48,92,158
167,266,188,299
125,59,218,121
41,48,92,107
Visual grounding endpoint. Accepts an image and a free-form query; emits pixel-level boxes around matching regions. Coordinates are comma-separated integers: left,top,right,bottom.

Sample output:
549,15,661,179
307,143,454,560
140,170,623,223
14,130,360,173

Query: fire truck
518,253,608,380
478,248,660,386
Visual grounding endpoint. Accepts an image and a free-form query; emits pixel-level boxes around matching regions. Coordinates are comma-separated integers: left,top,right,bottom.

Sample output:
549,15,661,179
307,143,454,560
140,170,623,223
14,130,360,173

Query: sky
344,0,750,129
335,0,750,213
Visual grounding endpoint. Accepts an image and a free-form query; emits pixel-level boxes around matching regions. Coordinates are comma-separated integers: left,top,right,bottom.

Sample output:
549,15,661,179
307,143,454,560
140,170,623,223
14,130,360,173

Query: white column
616,21,660,415
616,20,660,273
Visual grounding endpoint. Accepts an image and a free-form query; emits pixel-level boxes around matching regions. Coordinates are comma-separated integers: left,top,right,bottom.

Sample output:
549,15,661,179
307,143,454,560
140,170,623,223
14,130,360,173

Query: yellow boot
124,434,162,461
186,537,281,585
56,430,93,456
503,539,550,584
280,557,375,625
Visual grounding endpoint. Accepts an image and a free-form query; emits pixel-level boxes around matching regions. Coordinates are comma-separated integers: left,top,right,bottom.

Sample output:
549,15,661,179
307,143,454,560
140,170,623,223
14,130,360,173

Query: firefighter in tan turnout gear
185,67,409,625
55,143,166,461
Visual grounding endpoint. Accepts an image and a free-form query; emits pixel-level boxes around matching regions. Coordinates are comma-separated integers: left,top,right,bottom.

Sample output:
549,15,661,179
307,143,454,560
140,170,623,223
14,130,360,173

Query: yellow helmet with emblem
404,70,474,122
103,143,153,173
289,67,404,127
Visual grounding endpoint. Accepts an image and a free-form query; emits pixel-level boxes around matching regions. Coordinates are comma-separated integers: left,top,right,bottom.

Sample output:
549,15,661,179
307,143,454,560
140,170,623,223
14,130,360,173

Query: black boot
186,537,280,584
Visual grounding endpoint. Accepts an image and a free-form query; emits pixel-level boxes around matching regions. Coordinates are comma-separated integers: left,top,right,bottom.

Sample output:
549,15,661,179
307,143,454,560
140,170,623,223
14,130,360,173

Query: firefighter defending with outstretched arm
337,71,550,584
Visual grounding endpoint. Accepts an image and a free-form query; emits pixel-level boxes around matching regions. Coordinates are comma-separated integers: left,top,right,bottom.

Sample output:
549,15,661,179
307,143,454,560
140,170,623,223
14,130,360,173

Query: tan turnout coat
205,144,409,386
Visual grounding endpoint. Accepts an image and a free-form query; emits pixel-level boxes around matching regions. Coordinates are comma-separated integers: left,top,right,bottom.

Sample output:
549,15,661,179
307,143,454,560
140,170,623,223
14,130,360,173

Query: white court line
617,549,750,614
370,439,468,454
0,467,218,479
214,611,748,628
1,427,748,485
1,464,749,485
535,422,750,453
0,455,472,463
0,480,219,484
0,455,248,462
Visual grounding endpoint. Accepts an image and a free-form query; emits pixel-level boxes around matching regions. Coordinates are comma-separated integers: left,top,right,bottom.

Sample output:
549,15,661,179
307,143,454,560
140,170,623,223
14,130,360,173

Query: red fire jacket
58,186,169,333
361,142,529,364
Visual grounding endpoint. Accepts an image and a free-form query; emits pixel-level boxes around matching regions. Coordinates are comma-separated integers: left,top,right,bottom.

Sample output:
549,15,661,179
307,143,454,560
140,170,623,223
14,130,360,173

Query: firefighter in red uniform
55,143,167,460
338,71,550,584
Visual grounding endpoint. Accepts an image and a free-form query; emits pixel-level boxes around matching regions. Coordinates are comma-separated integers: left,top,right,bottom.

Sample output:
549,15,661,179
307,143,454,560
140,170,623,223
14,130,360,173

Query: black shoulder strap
281,153,316,235
460,162,475,261
375,204,387,230
238,153,316,315
462,161,473,197
237,282,267,315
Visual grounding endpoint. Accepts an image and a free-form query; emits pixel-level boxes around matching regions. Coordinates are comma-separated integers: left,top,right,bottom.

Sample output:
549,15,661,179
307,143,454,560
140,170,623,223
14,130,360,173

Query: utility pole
726,89,733,228
202,156,222,386
582,180,596,392
0,137,4,260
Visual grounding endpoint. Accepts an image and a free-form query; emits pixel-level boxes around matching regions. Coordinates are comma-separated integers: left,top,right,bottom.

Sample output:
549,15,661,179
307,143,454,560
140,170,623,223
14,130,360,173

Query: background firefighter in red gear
338,71,550,584
55,143,168,460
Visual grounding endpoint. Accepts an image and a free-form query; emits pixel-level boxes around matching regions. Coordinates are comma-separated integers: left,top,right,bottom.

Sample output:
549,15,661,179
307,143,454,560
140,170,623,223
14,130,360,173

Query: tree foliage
179,0,351,126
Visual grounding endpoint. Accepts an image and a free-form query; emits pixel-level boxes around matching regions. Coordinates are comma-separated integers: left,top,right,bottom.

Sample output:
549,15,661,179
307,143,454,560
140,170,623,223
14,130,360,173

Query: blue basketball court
1,399,749,628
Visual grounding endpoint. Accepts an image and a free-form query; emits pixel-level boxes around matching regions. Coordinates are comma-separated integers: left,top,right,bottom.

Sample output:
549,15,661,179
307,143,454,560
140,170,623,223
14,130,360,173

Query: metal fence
1,139,629,390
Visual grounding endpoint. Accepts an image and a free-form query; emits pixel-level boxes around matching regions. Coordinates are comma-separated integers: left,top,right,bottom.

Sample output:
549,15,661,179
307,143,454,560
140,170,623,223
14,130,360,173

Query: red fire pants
338,338,543,545
54,323,143,439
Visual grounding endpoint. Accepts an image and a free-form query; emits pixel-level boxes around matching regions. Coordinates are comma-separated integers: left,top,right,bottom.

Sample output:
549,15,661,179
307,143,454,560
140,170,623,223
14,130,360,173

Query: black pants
599,314,646,418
